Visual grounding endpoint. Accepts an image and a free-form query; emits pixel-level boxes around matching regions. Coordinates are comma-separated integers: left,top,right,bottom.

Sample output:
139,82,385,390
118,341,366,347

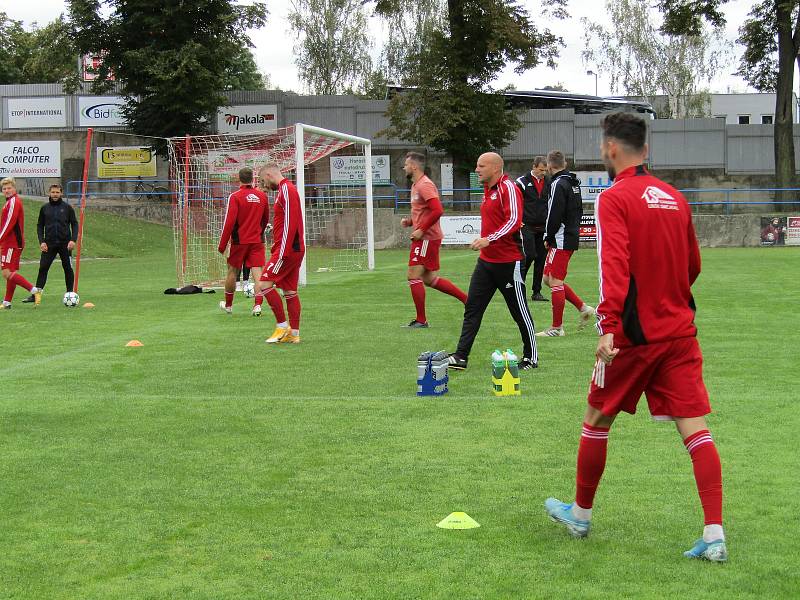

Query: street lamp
587,70,598,97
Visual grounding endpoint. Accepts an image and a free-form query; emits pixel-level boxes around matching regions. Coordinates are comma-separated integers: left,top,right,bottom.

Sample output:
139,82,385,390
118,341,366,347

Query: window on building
761,115,774,124
738,115,750,125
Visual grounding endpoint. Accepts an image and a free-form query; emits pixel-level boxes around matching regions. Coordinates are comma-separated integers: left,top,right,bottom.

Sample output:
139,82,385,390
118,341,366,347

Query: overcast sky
0,0,760,96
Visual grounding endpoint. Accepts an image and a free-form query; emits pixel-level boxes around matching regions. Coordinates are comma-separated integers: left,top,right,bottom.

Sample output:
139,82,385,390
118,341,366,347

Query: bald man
448,153,538,371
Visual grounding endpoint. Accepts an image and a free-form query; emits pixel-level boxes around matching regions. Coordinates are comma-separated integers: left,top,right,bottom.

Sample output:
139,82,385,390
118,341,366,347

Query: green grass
2,207,799,599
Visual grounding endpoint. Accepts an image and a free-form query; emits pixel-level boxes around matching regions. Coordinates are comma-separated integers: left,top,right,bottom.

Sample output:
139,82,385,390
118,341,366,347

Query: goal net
167,124,375,287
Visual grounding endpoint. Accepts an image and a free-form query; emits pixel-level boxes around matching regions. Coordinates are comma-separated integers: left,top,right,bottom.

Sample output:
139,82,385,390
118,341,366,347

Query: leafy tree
0,13,80,90
68,0,267,137
658,0,799,191
376,0,445,85
288,0,373,95
224,46,267,91
582,0,730,119
379,0,564,195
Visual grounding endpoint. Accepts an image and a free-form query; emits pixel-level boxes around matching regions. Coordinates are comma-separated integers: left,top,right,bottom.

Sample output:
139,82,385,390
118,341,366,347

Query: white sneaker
578,305,596,331
536,327,565,337
252,304,262,317
219,301,232,314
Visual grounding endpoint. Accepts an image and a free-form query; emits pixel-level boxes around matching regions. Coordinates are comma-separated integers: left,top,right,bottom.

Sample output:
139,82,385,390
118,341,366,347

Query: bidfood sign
217,105,278,133
79,96,126,127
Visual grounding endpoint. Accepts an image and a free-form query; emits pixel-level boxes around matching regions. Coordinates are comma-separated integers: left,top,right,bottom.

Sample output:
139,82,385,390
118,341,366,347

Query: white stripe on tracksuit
486,180,520,242
513,260,537,364
0,196,17,243
273,182,291,274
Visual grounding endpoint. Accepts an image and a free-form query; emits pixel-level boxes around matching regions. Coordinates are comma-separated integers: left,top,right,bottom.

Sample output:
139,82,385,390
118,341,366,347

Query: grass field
2,202,799,598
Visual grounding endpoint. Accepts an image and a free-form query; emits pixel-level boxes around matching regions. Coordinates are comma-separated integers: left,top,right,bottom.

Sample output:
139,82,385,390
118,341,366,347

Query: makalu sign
217,105,278,133
0,141,61,177
79,96,126,127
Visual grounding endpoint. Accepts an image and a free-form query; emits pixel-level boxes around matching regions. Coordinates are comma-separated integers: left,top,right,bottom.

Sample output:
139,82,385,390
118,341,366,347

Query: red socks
551,285,565,328
265,287,286,323
10,273,33,292
431,276,467,304
4,278,14,303
224,291,234,308
564,284,584,310
409,279,426,323
684,430,723,525
575,423,610,509
285,290,301,330
254,291,264,307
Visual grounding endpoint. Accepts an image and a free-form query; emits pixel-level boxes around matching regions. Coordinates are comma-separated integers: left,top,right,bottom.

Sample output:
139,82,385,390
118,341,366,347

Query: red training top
270,178,305,260
218,185,270,252
0,194,25,249
595,165,701,347
410,175,443,240
480,173,523,263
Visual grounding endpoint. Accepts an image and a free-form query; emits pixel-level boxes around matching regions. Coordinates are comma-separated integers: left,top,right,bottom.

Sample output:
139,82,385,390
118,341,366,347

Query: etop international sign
97,146,157,178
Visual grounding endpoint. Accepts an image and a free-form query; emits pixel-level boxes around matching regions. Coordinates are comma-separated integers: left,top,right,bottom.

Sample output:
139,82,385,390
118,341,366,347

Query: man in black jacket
515,156,550,302
537,151,595,337
22,184,77,303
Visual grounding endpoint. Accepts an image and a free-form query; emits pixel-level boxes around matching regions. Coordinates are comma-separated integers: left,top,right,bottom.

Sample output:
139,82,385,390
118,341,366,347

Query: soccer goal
167,124,375,287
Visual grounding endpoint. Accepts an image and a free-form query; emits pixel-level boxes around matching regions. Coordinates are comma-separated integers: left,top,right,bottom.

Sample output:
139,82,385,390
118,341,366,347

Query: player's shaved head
475,152,504,186
259,162,284,191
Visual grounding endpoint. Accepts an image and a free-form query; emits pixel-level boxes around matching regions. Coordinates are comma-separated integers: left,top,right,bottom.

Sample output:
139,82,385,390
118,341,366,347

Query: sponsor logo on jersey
642,186,678,211
246,193,261,203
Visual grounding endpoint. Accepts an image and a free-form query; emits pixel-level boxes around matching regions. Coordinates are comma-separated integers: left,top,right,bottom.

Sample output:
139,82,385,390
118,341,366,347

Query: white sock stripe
686,434,713,453
581,428,609,439
409,279,423,286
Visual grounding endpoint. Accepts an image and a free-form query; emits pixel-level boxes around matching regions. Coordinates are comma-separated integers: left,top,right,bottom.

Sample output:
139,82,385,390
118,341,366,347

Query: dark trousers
455,258,538,363
520,225,546,295
37,245,74,291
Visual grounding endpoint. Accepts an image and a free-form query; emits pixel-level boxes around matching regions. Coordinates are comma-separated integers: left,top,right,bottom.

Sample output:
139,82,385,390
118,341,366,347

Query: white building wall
710,93,798,125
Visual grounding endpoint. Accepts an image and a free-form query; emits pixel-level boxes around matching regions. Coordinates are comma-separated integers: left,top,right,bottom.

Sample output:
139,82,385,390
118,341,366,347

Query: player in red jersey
544,112,727,562
217,167,269,314
401,151,467,328
256,163,304,344
447,153,537,371
0,178,41,310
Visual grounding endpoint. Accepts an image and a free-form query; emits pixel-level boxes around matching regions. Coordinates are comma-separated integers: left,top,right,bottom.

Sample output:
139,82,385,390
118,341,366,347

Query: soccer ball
243,281,255,298
63,291,80,307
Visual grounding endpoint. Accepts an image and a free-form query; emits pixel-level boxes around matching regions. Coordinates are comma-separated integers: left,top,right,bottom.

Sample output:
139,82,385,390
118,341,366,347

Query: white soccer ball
63,291,80,307
243,281,255,298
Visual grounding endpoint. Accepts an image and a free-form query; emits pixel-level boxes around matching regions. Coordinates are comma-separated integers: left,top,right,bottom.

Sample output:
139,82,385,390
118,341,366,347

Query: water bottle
492,349,505,394
504,349,519,378
417,351,432,394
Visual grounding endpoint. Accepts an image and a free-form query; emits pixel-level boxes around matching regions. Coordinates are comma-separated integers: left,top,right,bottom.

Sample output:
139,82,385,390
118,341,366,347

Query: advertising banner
97,146,157,178
786,216,800,246
207,149,269,178
7,97,67,129
579,214,597,242
575,171,612,200
440,215,482,245
760,216,788,246
330,155,391,185
441,163,453,196
217,105,278,133
79,96,126,127
0,141,61,177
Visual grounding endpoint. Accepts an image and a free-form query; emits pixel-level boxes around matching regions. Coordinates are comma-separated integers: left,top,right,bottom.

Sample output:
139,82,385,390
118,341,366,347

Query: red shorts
227,242,266,269
543,248,573,280
261,251,304,290
588,337,711,419
1,247,21,271
409,239,441,271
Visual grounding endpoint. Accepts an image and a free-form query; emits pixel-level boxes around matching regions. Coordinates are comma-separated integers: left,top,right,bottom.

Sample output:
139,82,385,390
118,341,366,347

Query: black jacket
515,171,551,230
545,170,582,251
37,198,78,246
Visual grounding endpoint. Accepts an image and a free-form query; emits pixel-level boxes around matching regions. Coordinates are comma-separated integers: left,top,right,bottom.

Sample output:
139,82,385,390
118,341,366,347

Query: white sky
0,0,760,96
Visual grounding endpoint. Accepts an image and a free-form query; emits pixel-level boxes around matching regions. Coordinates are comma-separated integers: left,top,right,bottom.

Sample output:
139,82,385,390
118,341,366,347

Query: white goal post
167,123,375,287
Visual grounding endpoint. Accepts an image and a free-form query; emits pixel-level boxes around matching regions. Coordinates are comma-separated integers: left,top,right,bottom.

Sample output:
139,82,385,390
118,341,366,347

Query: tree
0,13,80,90
288,0,373,95
376,0,445,85
379,0,564,197
68,0,267,138
658,0,798,191
224,46,267,91
582,0,730,119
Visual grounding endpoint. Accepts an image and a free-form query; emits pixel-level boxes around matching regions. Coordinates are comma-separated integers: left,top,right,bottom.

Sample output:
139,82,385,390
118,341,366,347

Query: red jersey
218,185,269,252
410,175,443,241
271,178,305,258
595,165,701,347
480,173,523,263
0,194,24,249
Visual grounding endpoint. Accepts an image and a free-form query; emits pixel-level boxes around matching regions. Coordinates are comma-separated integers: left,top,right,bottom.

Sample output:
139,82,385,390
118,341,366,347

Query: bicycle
123,176,171,202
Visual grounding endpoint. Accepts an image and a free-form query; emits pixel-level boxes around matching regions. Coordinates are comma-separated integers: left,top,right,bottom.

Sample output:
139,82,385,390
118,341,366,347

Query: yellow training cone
83,302,95,308
125,340,144,347
436,512,480,529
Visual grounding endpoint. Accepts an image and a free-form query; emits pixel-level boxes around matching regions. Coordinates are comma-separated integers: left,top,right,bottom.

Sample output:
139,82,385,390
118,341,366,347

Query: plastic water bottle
417,351,432,393
504,349,519,378
492,349,505,393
